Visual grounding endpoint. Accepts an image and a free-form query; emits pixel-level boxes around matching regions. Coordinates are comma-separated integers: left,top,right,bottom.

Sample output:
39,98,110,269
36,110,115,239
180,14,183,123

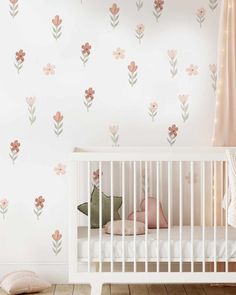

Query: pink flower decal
153,0,164,22
52,15,62,40
148,102,158,122
113,48,125,60
196,8,206,28
0,199,8,219
53,111,64,137
52,230,62,255
135,24,145,44
136,0,143,10
186,64,199,76
43,63,56,75
209,64,217,92
128,61,138,86
26,97,36,125
92,169,103,187
109,125,119,146
9,0,18,18
14,49,25,74
34,196,45,220
9,140,20,164
80,42,91,67
167,50,178,78
109,3,120,28
209,0,218,11
84,87,95,112
179,95,189,122
54,163,66,175
167,124,178,146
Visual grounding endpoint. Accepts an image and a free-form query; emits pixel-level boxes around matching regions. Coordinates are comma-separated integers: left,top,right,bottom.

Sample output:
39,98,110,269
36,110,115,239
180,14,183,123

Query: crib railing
69,147,236,286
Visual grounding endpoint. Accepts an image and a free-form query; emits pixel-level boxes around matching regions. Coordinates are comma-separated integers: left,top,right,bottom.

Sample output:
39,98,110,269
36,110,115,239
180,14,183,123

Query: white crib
68,147,236,295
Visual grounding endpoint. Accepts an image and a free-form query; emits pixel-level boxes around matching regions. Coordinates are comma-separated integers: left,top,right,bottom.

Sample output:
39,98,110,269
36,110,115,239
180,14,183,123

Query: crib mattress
77,226,236,262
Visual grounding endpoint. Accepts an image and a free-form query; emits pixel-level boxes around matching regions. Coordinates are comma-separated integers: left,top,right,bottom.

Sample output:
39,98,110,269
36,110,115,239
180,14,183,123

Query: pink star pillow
127,197,168,229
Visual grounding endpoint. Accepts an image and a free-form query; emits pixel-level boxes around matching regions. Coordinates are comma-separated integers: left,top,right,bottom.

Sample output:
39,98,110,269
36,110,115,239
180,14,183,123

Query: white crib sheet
77,226,236,262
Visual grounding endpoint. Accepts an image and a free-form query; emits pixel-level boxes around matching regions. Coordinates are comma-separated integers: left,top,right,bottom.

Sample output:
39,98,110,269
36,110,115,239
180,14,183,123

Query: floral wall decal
109,3,120,28
26,97,36,125
128,61,138,86
209,0,218,11
196,8,206,28
43,63,56,75
52,230,62,255
54,163,66,175
186,64,199,76
0,199,8,220
185,172,198,184
135,24,145,44
136,0,143,11
179,95,189,122
109,125,119,146
14,49,25,74
9,140,20,164
52,15,62,40
92,169,101,187
53,112,64,137
34,196,45,220
167,50,178,78
167,124,178,146
9,0,18,18
153,0,164,22
80,42,91,67
84,87,95,112
148,102,158,122
113,48,125,59
209,64,217,92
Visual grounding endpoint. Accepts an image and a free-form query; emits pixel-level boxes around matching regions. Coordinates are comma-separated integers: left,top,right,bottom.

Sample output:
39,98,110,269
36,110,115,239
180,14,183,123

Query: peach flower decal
0,199,8,219
167,124,178,146
52,230,62,255
113,48,125,60
167,50,178,78
80,42,91,67
53,111,64,137
43,63,56,75
135,24,145,44
179,95,189,122
186,64,199,76
9,0,18,18
196,8,206,28
109,3,120,28
92,169,103,187
84,87,95,112
26,97,36,125
52,15,62,40
9,140,20,164
209,64,217,92
14,49,25,74
128,61,138,86
136,0,143,10
209,0,218,11
153,0,164,22
34,196,45,220
109,125,119,146
148,102,158,122
54,163,66,175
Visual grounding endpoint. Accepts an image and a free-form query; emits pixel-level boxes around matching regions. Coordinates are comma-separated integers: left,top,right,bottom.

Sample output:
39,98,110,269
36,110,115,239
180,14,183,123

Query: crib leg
91,282,102,295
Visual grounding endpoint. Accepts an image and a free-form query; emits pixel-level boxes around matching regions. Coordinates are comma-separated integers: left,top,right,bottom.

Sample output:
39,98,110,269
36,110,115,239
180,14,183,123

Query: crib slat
202,161,206,273
210,162,213,226
110,161,114,273
179,161,183,273
87,162,91,272
214,161,217,272
133,161,137,272
220,161,224,226
122,161,125,273
99,161,102,272
168,161,171,273
145,161,148,272
190,161,194,273
156,161,160,273
225,161,228,273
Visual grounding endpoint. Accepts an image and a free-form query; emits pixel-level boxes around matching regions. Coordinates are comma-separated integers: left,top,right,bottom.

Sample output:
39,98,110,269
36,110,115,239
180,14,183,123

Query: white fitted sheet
77,226,236,262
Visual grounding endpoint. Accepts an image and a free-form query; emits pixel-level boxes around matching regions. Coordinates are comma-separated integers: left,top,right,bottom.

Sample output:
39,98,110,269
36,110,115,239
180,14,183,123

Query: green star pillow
77,186,122,229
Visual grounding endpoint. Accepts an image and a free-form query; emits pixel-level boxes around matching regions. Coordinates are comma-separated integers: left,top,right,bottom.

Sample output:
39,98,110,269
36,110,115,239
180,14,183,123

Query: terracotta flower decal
136,0,143,10
84,87,95,112
9,0,18,18
109,3,120,28
9,140,20,164
179,95,189,122
167,50,178,78
113,48,125,60
196,8,206,28
153,0,164,22
128,61,138,86
92,169,103,187
167,124,178,146
209,0,218,11
52,230,62,255
0,199,8,219
14,49,25,74
135,24,145,44
148,102,158,122
43,63,56,75
26,97,36,125
186,64,199,76
109,125,119,147
80,42,91,67
54,163,66,175
34,196,45,220
52,15,62,40
53,111,64,137
209,64,217,92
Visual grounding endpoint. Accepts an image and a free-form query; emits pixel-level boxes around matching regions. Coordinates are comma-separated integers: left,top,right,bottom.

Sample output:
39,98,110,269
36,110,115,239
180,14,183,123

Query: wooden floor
2,284,236,295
